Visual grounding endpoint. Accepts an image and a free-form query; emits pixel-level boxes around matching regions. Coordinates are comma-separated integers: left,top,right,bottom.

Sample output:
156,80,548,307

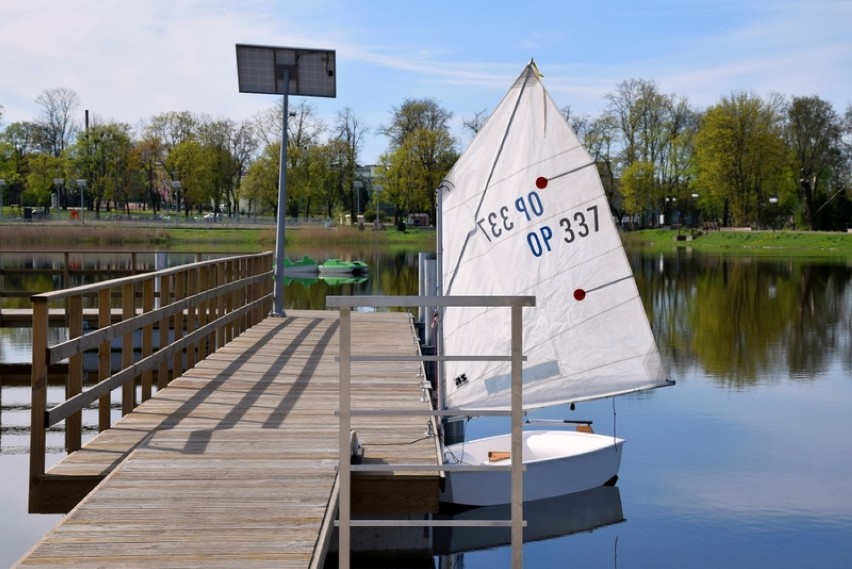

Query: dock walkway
15,310,439,568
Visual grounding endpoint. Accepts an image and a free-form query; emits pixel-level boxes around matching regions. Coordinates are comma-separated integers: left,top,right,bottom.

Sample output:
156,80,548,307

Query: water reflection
0,250,231,309
633,250,852,387
3,247,852,567
433,486,623,557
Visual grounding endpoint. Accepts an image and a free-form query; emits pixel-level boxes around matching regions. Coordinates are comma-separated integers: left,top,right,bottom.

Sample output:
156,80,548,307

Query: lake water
2,247,852,568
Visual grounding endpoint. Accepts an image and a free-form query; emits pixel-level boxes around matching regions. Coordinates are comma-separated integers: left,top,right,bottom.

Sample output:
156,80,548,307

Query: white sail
440,63,671,411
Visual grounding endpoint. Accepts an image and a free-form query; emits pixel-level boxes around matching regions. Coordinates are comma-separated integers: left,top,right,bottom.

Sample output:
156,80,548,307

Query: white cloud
2,0,850,163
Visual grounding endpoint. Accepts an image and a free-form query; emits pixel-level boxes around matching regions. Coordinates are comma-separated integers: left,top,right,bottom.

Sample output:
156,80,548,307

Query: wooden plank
18,310,439,568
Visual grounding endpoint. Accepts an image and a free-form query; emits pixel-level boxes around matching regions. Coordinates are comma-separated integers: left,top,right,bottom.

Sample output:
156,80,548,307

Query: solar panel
236,44,336,98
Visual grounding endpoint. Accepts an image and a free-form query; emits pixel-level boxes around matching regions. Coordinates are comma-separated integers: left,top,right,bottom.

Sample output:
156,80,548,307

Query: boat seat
487,451,511,462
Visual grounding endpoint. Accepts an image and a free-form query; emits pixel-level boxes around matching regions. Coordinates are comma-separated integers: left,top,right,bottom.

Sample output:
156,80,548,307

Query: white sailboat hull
441,430,623,507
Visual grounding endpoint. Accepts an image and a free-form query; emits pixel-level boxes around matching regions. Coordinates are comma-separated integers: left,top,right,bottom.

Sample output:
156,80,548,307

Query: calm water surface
2,247,852,568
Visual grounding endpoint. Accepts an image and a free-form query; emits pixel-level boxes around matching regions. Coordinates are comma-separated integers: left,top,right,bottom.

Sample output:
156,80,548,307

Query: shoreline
2,221,850,257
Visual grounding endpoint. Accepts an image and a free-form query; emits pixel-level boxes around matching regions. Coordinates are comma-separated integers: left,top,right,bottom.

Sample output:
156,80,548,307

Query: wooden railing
29,252,273,499
0,250,239,317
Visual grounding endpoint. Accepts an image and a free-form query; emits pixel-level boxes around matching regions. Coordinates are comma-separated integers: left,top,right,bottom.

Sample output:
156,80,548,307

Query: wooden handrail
29,252,274,500
0,250,254,314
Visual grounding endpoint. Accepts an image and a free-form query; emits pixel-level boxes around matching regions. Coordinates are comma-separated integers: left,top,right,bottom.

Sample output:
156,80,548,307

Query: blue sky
1,0,850,164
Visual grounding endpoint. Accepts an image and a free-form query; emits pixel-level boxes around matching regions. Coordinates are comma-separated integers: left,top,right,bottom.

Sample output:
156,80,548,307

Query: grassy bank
0,221,437,252
621,228,852,257
3,221,848,257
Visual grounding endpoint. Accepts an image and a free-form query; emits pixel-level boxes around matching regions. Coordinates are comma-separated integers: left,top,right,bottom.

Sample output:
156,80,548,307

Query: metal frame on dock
327,294,535,569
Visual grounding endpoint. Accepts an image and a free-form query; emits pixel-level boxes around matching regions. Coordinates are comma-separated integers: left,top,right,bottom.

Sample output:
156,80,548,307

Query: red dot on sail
535,176,548,189
573,289,586,301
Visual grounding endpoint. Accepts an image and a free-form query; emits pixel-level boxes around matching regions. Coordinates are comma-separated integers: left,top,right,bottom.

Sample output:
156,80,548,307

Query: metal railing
326,294,535,569
29,252,273,511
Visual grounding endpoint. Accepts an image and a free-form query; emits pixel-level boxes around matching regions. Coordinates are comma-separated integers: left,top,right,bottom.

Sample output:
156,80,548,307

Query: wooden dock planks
16,310,439,568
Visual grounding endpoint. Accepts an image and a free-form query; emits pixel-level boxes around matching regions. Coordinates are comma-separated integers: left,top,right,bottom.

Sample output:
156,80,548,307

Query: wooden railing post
29,298,49,488
65,294,83,452
141,277,154,401
185,266,197,369
158,273,171,389
220,262,233,350
251,257,259,324
173,269,186,377
122,282,135,416
197,263,210,360
98,288,111,431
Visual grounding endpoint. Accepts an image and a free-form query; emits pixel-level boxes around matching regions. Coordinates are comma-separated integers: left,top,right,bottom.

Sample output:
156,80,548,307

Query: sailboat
437,61,673,507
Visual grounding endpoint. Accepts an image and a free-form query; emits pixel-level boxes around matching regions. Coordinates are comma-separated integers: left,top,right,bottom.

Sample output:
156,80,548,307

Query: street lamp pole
0,179,6,219
691,193,700,229
170,181,182,223
768,195,779,230
76,180,87,223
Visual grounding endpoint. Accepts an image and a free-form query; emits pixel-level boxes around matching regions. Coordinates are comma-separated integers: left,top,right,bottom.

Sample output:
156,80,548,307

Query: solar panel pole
272,68,290,317
235,44,336,317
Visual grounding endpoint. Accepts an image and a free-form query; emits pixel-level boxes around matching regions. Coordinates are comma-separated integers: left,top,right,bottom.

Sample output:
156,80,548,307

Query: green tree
241,142,280,216
70,123,136,217
23,153,65,207
378,128,457,222
620,161,656,224
785,96,845,230
693,92,790,227
0,122,39,207
134,135,166,213
378,99,457,222
381,98,452,150
21,153,66,207
170,139,214,216
603,79,698,225
197,118,241,217
309,140,348,218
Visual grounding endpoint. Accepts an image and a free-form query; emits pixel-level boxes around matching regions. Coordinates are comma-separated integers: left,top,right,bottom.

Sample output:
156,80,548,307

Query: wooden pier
15,310,439,568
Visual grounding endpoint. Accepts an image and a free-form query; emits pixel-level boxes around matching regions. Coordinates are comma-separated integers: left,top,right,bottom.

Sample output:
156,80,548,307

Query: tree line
2,80,851,230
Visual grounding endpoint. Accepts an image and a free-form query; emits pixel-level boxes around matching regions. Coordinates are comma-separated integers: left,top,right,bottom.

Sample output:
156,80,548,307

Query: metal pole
435,187,445,411
338,306,352,569
510,303,524,569
272,69,290,317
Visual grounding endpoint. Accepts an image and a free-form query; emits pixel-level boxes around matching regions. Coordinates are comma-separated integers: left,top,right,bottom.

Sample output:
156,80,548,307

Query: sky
1,0,850,164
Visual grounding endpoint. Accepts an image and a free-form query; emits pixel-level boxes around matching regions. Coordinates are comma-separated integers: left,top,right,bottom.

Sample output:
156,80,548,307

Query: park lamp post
0,179,6,219
76,179,87,223
236,43,336,317
53,178,64,210
768,195,779,230
691,192,700,228
665,196,677,227
170,180,182,221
